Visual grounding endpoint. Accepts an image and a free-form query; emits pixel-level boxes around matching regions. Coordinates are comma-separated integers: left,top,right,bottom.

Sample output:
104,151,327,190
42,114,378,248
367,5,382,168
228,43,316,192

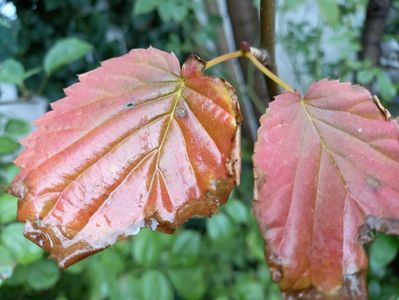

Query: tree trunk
205,0,259,143
227,0,270,107
359,0,393,65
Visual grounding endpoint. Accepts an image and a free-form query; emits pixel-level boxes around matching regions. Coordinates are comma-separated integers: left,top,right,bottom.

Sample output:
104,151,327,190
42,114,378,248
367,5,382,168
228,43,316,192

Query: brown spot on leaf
253,167,266,202
366,175,380,190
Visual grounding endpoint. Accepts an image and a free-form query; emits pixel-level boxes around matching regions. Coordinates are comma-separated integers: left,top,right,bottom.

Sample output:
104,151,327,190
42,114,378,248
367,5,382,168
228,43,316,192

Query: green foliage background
0,0,398,299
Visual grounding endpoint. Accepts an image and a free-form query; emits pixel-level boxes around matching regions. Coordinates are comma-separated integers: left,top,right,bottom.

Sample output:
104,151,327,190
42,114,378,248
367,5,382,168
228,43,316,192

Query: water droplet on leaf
174,102,187,118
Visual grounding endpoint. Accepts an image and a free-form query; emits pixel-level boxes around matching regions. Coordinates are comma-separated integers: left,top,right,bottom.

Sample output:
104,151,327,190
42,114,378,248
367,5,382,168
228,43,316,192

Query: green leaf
64,260,84,274
206,213,233,241
357,69,374,84
109,274,141,300
5,119,30,136
0,59,25,85
376,72,396,101
158,1,188,23
1,223,43,265
168,268,206,300
246,230,265,262
170,230,201,266
0,136,19,155
86,259,111,300
234,275,264,300
0,193,17,224
317,0,339,26
132,229,163,267
0,245,15,284
257,265,271,284
267,284,282,300
134,0,160,15
44,37,92,74
370,234,399,269
97,248,125,275
26,260,60,290
2,163,20,184
4,265,29,286
140,270,173,300
223,199,249,224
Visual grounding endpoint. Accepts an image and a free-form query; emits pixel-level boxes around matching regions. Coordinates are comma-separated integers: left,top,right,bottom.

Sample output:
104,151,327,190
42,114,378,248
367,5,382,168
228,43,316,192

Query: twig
260,0,279,98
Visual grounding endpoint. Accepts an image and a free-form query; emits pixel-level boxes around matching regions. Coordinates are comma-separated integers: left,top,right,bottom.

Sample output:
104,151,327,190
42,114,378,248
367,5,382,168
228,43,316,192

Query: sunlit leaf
376,71,396,102
44,37,92,74
158,1,189,23
0,136,19,155
0,193,17,224
253,79,399,298
2,163,19,184
0,59,25,85
317,0,340,26
9,47,241,268
5,119,30,136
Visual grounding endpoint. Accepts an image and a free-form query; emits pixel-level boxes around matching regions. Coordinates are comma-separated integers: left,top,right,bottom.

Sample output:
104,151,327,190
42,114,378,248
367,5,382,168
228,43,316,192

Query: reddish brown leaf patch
9,47,241,268
253,79,399,299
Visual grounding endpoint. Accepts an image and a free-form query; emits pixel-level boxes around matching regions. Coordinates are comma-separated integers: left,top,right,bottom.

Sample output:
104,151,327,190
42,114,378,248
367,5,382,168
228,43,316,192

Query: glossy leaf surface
253,79,399,299
9,47,241,268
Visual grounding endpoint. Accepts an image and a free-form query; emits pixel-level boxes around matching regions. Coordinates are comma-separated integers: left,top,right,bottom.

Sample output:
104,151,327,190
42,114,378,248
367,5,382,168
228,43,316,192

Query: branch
260,0,279,98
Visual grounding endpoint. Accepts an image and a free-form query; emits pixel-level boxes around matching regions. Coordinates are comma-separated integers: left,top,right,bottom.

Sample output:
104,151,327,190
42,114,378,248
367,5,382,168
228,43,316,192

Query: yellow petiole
204,48,294,92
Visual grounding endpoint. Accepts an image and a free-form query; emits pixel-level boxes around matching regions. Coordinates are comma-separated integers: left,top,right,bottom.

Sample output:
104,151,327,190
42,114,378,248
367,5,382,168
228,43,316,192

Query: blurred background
0,0,398,299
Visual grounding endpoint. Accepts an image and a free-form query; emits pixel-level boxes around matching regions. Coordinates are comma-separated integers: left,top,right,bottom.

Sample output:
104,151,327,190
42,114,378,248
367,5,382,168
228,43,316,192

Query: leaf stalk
204,48,294,92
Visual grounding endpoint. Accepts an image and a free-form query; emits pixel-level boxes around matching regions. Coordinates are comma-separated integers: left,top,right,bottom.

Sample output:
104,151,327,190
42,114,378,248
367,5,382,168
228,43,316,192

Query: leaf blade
253,79,399,298
10,47,241,268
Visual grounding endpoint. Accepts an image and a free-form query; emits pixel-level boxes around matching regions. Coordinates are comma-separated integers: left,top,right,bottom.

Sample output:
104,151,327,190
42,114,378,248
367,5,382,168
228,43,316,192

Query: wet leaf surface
253,79,399,299
9,47,241,268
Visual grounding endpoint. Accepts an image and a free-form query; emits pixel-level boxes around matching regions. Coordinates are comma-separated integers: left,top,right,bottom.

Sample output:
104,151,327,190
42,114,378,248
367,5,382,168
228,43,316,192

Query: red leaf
253,79,399,299
9,47,241,268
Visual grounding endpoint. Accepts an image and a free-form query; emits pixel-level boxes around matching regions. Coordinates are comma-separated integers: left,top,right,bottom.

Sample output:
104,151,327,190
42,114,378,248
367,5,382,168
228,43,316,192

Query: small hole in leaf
125,102,136,109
